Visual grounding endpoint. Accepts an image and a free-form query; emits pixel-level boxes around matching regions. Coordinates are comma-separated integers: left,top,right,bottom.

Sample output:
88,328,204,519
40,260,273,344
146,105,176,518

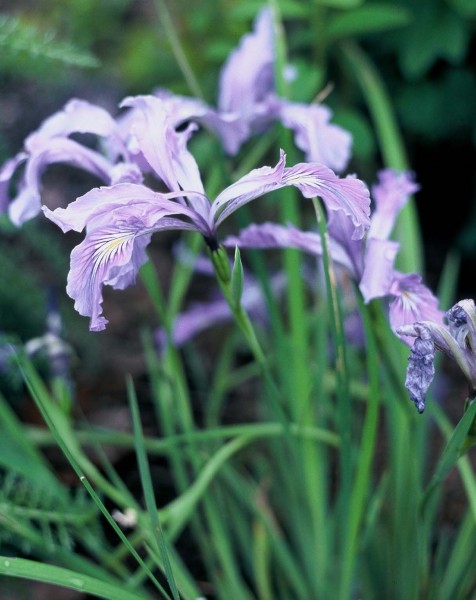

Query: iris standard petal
218,6,274,116
369,169,420,240
278,101,352,173
359,238,399,303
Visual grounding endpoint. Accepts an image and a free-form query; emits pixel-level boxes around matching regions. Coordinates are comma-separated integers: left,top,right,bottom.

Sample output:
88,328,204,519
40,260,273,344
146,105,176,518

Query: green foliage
0,13,99,78
0,471,102,555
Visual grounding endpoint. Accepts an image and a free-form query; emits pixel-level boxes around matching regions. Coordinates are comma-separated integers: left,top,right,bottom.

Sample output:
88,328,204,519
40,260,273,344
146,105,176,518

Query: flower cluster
0,7,370,333
0,4,445,413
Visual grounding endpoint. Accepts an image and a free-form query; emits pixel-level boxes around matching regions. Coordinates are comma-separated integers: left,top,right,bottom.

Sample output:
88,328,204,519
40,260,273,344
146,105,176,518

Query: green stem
152,0,204,99
338,40,423,275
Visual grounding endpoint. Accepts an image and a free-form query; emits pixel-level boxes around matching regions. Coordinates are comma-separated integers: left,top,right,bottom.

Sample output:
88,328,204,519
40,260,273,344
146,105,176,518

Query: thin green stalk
27,421,339,451
338,39,422,275
312,197,352,510
18,357,172,598
338,291,381,600
127,377,180,600
0,557,150,600
152,0,204,99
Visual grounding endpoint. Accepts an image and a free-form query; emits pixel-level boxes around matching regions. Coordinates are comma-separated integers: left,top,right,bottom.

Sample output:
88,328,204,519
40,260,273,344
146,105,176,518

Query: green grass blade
0,556,149,600
126,376,180,600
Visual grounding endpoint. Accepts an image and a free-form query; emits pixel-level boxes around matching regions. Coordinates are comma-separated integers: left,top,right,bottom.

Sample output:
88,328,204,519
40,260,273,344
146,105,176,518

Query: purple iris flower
398,299,476,413
224,169,443,336
135,7,352,169
43,111,370,332
216,7,352,169
0,99,142,226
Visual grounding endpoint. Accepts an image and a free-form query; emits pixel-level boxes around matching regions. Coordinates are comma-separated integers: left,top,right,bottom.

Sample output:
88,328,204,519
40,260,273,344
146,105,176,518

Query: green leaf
230,246,244,309
0,556,148,600
398,7,469,79
327,4,411,40
421,398,476,512
446,0,476,18
313,0,364,8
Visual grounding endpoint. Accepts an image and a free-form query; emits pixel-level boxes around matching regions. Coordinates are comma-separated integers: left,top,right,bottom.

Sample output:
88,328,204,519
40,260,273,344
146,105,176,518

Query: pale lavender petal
153,87,250,156
120,95,209,217
210,150,287,227
32,98,117,138
8,137,113,226
278,101,352,172
42,183,209,236
218,7,274,116
282,162,371,239
0,152,27,214
359,238,399,302
369,169,420,240
65,203,201,331
326,210,364,277
109,162,143,185
158,298,234,348
212,150,370,240
30,98,118,141
388,272,444,343
222,222,353,272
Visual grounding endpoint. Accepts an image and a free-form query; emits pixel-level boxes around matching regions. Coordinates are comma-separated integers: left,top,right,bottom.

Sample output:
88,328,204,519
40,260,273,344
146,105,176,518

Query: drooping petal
211,150,371,239
8,137,113,226
222,222,353,272
0,152,27,214
43,182,209,236
30,98,118,141
369,169,420,240
65,203,201,331
278,101,352,172
399,323,436,413
210,150,287,227
388,272,444,343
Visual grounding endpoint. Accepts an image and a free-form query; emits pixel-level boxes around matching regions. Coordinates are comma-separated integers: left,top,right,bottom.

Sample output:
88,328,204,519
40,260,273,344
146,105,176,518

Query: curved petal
278,101,352,173
218,7,274,115
0,152,27,214
30,98,118,141
65,205,200,331
369,169,420,240
9,138,112,226
282,162,371,240
210,150,287,227
43,182,208,235
388,272,444,343
359,238,399,303
222,222,353,272
120,95,209,218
